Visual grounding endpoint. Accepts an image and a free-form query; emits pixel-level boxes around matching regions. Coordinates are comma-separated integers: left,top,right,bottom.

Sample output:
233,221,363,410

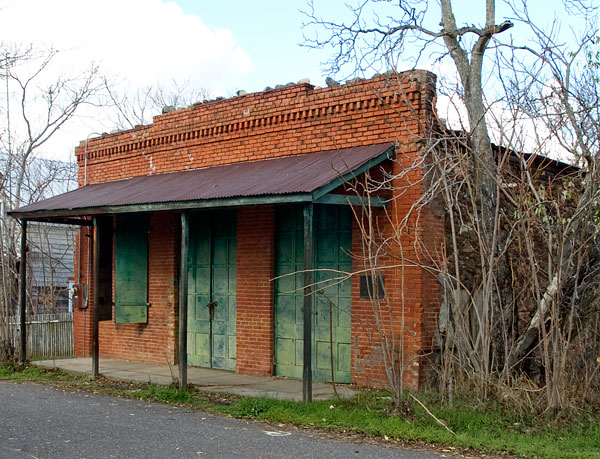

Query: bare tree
496,3,600,411
0,44,103,364
305,0,600,413
304,0,516,395
102,77,212,130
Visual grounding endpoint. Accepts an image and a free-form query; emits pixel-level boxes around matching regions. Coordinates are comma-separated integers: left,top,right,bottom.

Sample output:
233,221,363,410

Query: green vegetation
1,365,598,458
135,384,202,406
0,363,86,383
218,392,600,459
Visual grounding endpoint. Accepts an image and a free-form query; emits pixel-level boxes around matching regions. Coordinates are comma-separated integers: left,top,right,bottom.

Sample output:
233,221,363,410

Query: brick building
11,70,444,391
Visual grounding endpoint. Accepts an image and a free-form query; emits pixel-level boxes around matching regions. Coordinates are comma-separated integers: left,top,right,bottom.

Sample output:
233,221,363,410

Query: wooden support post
178,212,189,390
92,216,100,378
303,202,314,403
18,220,27,364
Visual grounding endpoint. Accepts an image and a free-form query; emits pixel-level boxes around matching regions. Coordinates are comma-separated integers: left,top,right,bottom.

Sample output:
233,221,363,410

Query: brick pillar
73,225,93,357
392,146,426,390
235,206,275,376
350,142,443,390
391,142,444,390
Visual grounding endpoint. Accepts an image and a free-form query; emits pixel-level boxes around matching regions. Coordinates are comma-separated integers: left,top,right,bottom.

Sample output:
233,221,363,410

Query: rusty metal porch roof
10,143,393,220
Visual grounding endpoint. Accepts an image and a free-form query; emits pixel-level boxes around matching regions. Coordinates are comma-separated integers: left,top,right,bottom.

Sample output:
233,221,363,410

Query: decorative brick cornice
76,72,434,164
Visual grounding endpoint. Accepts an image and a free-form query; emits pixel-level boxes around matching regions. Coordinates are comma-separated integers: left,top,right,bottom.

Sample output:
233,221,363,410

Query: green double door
274,205,352,383
187,211,237,371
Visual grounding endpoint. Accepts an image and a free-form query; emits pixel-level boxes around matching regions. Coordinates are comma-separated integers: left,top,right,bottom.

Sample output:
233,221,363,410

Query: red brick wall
236,206,275,375
73,70,443,389
74,212,179,364
347,73,442,389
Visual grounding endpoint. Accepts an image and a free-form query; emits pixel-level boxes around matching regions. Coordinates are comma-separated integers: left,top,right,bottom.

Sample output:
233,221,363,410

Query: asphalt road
0,381,440,459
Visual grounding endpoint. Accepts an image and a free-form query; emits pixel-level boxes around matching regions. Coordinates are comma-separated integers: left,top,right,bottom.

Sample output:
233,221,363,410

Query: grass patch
1,364,598,458
134,384,203,406
217,392,600,459
0,363,85,383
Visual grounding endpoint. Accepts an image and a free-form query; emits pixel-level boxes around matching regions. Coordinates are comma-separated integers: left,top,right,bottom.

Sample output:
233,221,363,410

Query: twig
409,393,456,436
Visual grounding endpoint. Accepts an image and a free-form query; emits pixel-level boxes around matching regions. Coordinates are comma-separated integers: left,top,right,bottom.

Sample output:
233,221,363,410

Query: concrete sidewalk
35,358,356,401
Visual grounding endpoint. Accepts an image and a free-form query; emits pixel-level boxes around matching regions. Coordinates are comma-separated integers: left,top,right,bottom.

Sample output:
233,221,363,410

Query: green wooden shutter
115,214,149,324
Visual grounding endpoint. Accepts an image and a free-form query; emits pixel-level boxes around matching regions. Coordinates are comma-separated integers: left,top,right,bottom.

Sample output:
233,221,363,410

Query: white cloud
0,0,252,160
0,0,251,92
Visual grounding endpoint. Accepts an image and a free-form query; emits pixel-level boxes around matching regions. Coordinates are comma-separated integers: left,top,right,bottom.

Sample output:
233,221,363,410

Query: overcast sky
0,0,585,161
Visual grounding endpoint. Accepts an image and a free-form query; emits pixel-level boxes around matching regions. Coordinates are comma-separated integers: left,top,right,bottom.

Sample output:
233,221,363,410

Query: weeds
0,363,83,383
135,384,197,405
219,393,600,458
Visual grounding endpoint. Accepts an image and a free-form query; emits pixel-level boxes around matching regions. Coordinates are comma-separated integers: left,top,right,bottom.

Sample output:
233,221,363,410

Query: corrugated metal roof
12,143,393,217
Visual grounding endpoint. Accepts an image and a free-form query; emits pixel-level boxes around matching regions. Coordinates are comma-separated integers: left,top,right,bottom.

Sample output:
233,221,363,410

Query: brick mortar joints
78,93,418,165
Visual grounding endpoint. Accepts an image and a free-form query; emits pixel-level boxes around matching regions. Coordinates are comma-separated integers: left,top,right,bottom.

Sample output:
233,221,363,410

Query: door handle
207,301,218,319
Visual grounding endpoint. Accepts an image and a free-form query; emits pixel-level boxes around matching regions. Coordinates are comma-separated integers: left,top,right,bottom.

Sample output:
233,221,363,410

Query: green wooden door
274,207,305,379
274,205,352,383
313,206,352,382
187,211,237,371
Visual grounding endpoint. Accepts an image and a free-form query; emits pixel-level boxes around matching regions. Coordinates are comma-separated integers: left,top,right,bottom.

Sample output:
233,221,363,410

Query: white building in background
27,222,76,313
0,153,78,314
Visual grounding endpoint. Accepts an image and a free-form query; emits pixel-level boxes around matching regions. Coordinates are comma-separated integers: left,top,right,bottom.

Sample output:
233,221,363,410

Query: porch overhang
10,142,394,400
9,143,393,222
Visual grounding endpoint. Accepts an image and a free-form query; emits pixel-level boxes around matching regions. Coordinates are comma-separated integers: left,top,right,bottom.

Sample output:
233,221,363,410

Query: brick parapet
75,71,437,185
